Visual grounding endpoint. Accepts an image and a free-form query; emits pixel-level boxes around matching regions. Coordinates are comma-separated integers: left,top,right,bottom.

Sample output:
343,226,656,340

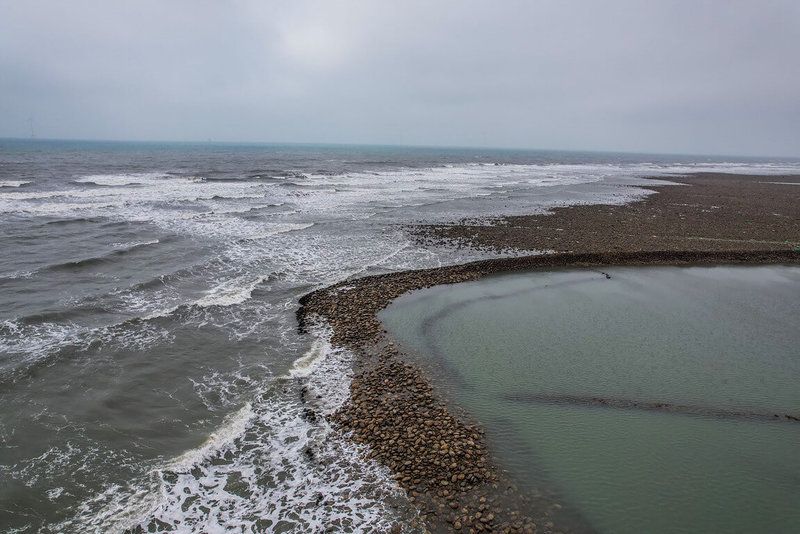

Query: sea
1,138,799,533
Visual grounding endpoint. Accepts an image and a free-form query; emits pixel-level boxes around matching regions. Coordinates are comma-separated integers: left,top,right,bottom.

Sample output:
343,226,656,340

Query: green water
380,265,800,534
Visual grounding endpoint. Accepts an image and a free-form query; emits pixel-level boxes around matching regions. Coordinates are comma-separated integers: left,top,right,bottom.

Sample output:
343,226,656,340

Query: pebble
291,233,798,532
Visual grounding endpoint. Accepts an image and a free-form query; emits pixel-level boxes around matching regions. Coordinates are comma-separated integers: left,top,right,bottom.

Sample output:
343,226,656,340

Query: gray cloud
1,0,799,156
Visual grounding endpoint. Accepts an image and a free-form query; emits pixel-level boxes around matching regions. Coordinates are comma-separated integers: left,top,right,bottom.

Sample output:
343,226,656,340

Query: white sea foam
241,222,315,240
190,368,267,412
110,239,160,250
7,157,800,532
0,180,30,187
74,172,173,186
194,275,270,308
135,274,271,322
0,318,173,379
167,403,257,471
3,161,800,222
176,203,287,219
46,487,65,500
0,269,35,280
63,332,414,533
288,334,332,379
5,436,154,534
0,320,77,365
9,201,124,214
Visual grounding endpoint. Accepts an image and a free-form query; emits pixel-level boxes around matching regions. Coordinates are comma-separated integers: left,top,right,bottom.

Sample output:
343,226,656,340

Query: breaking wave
0,180,30,188
58,333,416,533
4,151,800,532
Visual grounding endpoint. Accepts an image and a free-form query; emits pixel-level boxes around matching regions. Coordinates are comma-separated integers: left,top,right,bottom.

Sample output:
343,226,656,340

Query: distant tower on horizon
28,115,37,139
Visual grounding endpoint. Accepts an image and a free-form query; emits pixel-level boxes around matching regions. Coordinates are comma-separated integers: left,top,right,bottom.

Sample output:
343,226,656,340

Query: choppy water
1,139,799,533
381,266,800,533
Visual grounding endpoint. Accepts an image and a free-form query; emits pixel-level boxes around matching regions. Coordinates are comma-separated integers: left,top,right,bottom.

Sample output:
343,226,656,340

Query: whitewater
1,139,799,533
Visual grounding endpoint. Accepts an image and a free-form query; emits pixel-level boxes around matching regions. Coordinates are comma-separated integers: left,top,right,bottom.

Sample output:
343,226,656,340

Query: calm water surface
381,266,800,534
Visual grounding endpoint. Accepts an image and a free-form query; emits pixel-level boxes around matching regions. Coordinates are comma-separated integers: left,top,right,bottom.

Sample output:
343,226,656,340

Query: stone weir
296,249,800,534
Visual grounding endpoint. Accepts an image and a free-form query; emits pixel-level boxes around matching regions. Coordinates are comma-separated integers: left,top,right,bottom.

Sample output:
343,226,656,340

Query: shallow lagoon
380,265,800,534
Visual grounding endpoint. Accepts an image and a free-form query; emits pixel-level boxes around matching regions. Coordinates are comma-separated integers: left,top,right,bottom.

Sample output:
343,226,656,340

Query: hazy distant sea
1,139,799,532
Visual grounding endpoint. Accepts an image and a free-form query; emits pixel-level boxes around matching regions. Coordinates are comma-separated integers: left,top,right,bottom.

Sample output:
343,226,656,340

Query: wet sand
297,174,800,534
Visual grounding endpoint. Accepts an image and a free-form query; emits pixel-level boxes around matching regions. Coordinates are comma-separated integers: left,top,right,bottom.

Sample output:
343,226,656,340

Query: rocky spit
298,250,799,534
297,174,800,534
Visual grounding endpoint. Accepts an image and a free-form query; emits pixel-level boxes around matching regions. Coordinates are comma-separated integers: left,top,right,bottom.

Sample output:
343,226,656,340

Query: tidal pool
380,265,800,534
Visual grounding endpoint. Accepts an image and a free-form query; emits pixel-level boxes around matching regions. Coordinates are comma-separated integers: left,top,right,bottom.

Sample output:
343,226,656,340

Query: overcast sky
1,1,799,156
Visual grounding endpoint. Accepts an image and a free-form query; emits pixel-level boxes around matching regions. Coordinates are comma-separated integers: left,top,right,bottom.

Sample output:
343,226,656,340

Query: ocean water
380,266,800,533
1,139,799,533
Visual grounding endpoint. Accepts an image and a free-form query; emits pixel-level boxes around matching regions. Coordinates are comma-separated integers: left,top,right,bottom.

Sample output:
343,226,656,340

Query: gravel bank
413,173,800,254
297,174,800,534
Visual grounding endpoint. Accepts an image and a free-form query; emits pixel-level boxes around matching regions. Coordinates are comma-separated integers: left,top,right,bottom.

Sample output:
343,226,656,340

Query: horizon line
2,136,799,161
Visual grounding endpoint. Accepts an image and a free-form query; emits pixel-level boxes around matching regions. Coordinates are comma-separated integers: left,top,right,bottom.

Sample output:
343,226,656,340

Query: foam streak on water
1,141,799,533
59,333,414,533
